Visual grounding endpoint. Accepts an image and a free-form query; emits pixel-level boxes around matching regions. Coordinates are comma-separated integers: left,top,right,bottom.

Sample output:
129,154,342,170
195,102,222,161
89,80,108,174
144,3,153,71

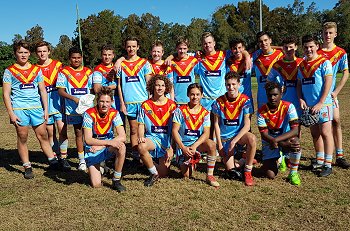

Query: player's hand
120,103,127,115
311,102,323,114
244,57,252,70
74,97,80,105
269,138,279,150
228,140,237,155
89,145,105,153
165,148,173,164
138,137,146,144
299,99,307,110
43,110,49,122
110,139,124,149
9,113,21,127
182,146,193,157
331,91,338,99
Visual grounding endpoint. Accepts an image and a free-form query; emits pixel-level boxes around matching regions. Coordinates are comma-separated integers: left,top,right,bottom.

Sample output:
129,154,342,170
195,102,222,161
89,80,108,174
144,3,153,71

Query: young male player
83,87,126,192
171,37,199,105
35,41,70,171
172,83,219,187
212,71,257,186
2,40,59,179
117,36,152,162
318,22,349,168
137,75,176,187
297,35,334,177
257,81,302,185
252,31,284,109
57,47,93,171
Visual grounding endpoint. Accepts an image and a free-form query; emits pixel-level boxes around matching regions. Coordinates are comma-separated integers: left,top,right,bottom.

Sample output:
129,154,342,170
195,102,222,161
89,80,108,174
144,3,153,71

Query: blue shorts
318,105,333,123
221,139,245,157
13,108,45,127
126,103,141,119
201,98,215,111
66,114,83,125
261,142,281,161
148,136,168,159
47,113,63,125
85,147,113,167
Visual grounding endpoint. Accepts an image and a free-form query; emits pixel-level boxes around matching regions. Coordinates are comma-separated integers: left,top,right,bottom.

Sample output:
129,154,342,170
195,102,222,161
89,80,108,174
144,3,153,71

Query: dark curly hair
147,74,173,96
96,86,114,102
264,81,281,94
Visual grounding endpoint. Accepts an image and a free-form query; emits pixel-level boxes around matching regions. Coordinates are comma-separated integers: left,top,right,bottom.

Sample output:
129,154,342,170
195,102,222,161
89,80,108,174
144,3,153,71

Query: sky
0,0,334,46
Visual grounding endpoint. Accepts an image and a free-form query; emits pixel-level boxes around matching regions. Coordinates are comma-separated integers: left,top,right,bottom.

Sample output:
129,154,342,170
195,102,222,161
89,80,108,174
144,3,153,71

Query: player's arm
311,73,333,114
38,81,49,120
83,127,110,147
332,69,349,98
213,114,224,154
164,54,175,66
109,125,126,149
2,82,20,125
228,114,251,152
113,57,126,72
58,88,79,105
296,79,307,109
172,122,193,157
145,73,152,82
242,50,252,70
93,83,102,94
137,123,146,143
191,126,210,150
275,121,299,143
117,77,126,115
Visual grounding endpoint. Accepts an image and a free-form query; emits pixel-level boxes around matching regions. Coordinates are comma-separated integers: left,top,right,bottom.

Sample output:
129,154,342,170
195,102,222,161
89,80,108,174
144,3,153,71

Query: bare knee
137,143,147,156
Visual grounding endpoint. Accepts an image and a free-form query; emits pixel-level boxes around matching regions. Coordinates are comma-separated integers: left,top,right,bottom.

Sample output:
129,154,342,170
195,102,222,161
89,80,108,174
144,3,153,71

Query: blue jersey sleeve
82,112,93,129
113,112,124,127
2,69,12,84
56,72,67,88
92,71,103,85
172,107,183,125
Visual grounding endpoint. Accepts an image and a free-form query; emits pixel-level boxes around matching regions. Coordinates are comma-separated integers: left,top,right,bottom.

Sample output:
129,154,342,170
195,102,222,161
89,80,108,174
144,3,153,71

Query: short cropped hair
176,36,189,48
124,36,139,47
146,74,173,95
256,31,272,42
101,44,115,53
323,22,337,32
264,81,282,94
187,83,203,96
229,38,246,49
13,40,30,53
152,40,164,49
201,32,215,43
69,46,82,57
301,34,319,46
35,41,51,52
282,36,298,46
225,71,241,83
96,86,114,102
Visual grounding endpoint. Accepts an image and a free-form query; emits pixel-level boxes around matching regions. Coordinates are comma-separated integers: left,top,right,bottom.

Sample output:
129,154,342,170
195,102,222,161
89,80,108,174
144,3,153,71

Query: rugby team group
2,21,348,192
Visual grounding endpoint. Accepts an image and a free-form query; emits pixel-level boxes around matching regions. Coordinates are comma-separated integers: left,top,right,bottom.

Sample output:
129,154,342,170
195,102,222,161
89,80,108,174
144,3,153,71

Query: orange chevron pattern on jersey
171,56,198,76
200,51,225,71
94,64,114,81
273,58,303,81
38,60,62,86
217,94,249,120
87,107,117,135
255,49,283,75
299,55,327,79
258,101,290,129
61,66,91,88
8,64,40,84
121,58,147,76
151,61,172,75
142,99,176,126
179,105,209,130
228,58,245,75
318,46,346,67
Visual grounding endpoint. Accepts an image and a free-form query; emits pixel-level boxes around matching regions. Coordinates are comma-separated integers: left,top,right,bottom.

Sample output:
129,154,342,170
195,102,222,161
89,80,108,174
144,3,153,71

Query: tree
186,18,210,51
0,42,14,86
25,24,44,49
52,35,72,66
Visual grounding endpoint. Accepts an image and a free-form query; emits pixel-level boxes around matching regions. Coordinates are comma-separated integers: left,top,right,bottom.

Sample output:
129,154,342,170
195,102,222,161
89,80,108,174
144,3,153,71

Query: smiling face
282,43,297,60
188,87,203,106
303,41,319,61
97,94,113,115
101,49,115,65
266,87,282,109
125,40,139,58
151,45,164,63
323,27,337,44
258,34,272,52
231,42,245,59
176,43,188,59
15,46,30,66
69,52,82,69
154,79,166,97
36,45,50,63
202,35,216,55
225,78,240,99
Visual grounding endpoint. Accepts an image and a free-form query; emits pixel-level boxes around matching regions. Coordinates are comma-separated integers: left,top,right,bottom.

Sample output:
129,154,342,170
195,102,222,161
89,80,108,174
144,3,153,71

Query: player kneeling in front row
137,75,176,187
82,87,126,192
257,81,302,185
213,71,256,186
172,83,219,187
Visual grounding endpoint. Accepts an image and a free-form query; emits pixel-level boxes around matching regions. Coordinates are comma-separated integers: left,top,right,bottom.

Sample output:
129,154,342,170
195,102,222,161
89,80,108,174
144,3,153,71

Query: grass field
1,79,350,231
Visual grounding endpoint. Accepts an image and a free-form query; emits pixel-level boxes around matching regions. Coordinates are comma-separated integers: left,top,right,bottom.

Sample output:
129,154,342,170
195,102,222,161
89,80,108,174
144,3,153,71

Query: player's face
267,88,282,108
102,50,115,65
323,28,337,44
258,35,272,51
176,43,188,59
231,43,244,59
303,41,319,61
188,87,202,106
154,79,166,97
36,46,50,62
282,43,297,59
97,95,113,114
225,78,240,98
202,36,216,54
151,46,164,62
15,47,30,65
125,40,139,57
69,53,83,68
